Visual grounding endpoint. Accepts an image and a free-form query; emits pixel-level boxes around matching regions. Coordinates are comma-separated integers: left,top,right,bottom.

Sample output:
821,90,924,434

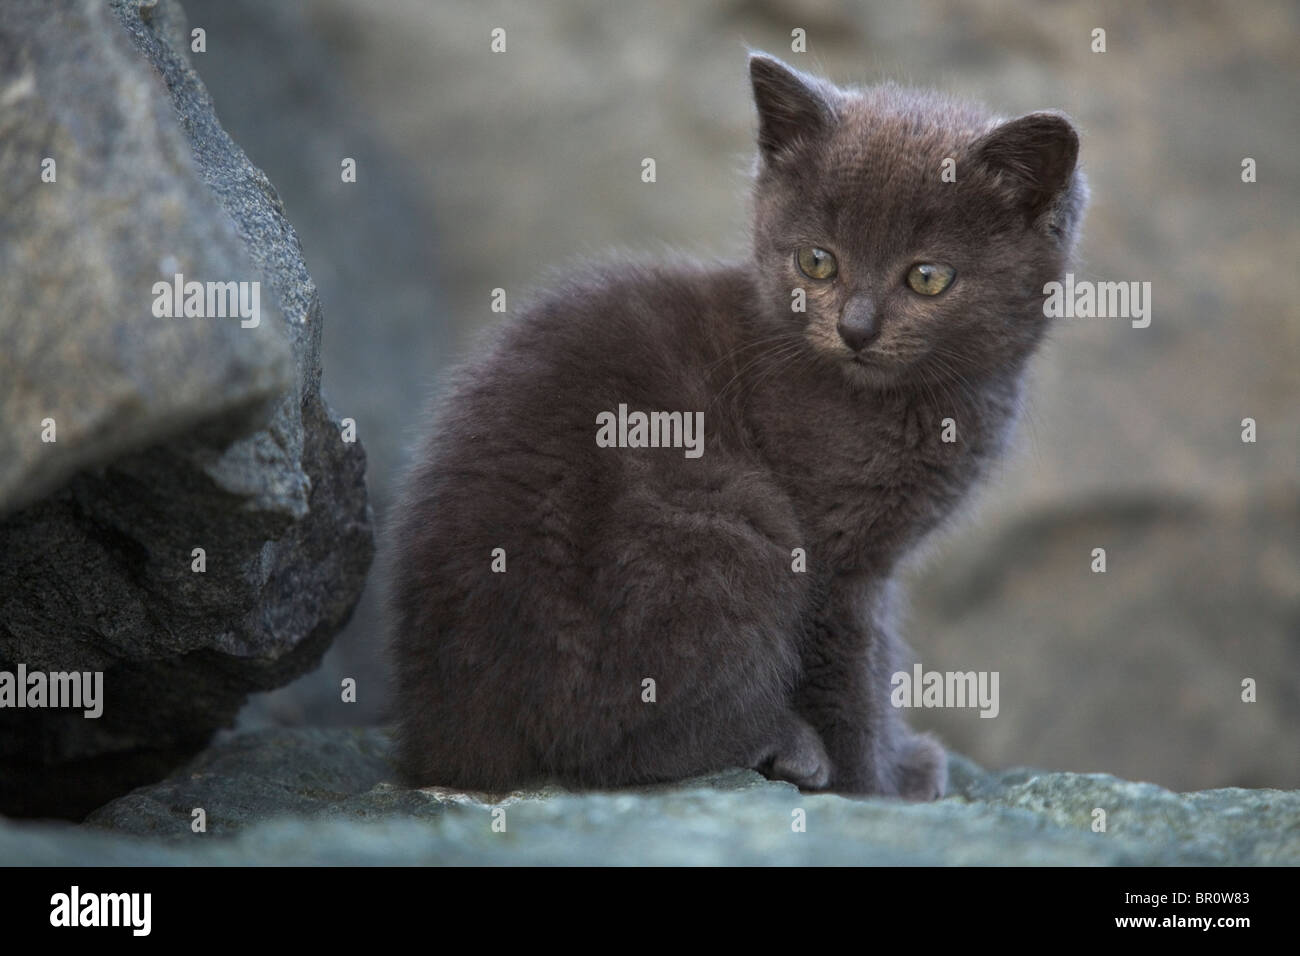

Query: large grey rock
0,727,1290,864
0,0,372,817
0,0,293,513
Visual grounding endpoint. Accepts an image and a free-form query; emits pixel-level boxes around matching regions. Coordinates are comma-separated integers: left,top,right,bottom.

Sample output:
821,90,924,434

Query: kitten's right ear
749,53,837,161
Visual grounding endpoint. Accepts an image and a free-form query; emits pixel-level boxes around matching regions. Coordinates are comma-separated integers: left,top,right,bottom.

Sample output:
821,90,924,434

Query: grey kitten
386,54,1086,798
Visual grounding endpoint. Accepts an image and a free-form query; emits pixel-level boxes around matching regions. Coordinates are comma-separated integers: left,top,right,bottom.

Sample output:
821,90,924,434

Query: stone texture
0,0,293,515
0,0,372,817
0,727,1290,865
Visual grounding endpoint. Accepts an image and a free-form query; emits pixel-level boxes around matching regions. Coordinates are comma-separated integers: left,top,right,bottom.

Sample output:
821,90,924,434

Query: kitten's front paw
896,732,948,801
757,716,831,790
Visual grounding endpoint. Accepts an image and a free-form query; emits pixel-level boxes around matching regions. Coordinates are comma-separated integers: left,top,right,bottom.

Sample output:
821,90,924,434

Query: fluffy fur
385,54,1086,797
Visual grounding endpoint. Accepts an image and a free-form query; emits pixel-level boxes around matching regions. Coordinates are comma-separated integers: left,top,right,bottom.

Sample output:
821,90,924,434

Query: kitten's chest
748,384,1010,570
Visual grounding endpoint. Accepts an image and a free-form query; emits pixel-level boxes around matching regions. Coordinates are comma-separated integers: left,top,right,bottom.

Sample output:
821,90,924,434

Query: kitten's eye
906,263,955,296
796,247,838,280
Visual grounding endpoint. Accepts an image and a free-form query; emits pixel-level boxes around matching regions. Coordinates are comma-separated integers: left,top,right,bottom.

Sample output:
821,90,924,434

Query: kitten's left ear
972,112,1085,240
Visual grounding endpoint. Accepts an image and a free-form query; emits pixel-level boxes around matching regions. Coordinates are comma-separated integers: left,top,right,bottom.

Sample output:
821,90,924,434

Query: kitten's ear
749,53,837,161
972,113,1083,235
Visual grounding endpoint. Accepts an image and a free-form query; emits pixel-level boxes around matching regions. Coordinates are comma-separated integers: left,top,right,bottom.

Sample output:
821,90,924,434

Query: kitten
386,54,1086,798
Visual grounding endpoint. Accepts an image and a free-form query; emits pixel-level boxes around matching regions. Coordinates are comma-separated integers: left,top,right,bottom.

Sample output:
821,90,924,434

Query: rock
0,727,1289,864
0,0,372,817
84,727,398,838
0,1,293,514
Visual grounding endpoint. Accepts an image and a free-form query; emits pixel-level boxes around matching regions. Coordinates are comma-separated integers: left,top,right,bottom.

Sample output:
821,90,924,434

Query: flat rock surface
1,727,1293,865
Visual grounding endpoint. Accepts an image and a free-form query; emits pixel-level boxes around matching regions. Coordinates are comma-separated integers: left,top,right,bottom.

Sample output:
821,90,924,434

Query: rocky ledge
1,728,1295,865
0,0,372,817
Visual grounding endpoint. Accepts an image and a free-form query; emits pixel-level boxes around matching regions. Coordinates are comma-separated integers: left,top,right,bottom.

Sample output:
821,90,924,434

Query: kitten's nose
837,297,880,352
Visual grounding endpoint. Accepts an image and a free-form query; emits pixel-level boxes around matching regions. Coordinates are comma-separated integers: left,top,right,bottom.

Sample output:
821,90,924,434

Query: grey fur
385,54,1086,798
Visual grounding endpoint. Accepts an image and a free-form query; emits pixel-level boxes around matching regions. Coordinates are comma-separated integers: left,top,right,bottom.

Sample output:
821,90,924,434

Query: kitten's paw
757,716,831,790
896,732,948,801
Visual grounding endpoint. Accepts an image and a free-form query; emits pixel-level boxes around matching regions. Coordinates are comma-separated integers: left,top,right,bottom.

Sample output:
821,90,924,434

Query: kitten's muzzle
836,295,881,352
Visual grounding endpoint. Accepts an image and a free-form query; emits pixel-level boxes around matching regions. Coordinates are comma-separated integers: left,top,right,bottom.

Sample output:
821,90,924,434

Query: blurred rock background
186,0,1298,791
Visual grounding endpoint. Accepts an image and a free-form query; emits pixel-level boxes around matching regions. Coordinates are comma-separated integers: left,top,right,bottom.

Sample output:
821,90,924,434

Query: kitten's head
747,53,1087,389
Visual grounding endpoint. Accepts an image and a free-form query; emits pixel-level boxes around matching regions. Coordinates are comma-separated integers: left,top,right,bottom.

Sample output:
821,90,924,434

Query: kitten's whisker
711,338,807,409
745,345,825,416
733,340,813,405
705,330,805,372
926,349,982,414
712,344,795,408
